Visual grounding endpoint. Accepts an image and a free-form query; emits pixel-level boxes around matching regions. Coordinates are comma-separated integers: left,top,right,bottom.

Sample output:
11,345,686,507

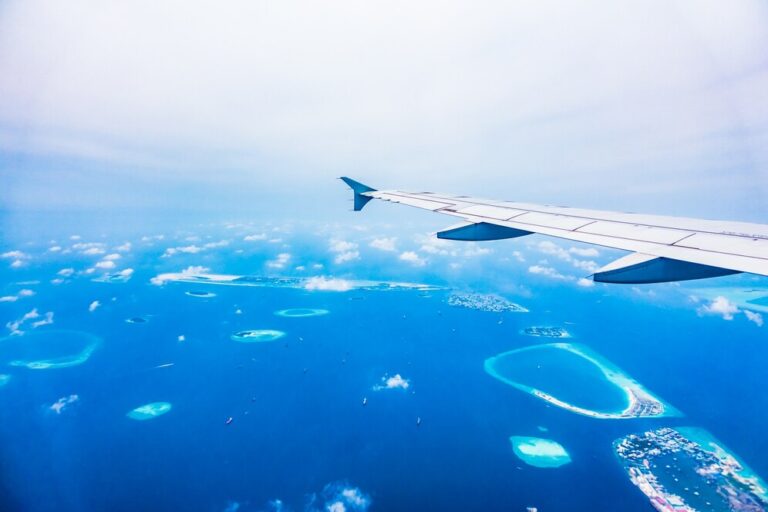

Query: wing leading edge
340,177,768,284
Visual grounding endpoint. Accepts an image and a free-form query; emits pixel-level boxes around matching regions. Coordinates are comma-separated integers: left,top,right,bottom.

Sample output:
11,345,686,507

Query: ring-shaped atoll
0,330,101,370
274,308,329,318
485,343,678,419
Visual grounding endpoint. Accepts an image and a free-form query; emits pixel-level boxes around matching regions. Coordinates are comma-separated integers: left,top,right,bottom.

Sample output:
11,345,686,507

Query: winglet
340,177,377,211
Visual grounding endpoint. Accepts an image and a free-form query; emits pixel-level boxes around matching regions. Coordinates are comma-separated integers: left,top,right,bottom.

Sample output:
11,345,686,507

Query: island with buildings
615,427,768,511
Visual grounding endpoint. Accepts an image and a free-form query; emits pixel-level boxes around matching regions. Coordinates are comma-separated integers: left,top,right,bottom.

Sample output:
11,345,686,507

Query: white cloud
744,309,764,327
82,247,105,255
150,265,210,285
308,482,370,512
243,233,267,241
72,242,102,250
418,235,455,256
10,259,24,269
374,373,410,391
369,237,397,252
528,265,568,280
577,277,595,287
57,267,75,277
462,245,492,257
0,289,35,302
7,308,54,333
48,245,62,252
512,250,526,263
163,245,203,257
115,242,132,252
571,259,599,273
88,300,100,312
49,394,79,415
340,489,368,508
304,276,352,292
536,241,571,260
399,251,426,267
329,239,360,264
534,241,600,274
102,253,121,261
203,240,229,249
698,296,739,320
1,251,26,259
31,311,54,328
330,240,357,253
696,296,765,327
95,260,116,270
267,252,291,269
334,250,360,264
569,247,600,257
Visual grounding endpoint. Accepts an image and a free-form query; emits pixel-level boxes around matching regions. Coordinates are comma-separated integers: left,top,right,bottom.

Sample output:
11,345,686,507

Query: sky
1,0,768,221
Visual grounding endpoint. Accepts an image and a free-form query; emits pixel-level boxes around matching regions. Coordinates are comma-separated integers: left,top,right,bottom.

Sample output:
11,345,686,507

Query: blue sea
1,212,767,511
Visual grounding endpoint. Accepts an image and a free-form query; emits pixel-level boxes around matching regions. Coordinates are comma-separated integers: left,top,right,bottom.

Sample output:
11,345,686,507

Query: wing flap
454,204,526,220
577,221,694,245
368,191,454,211
512,211,597,231
673,232,768,260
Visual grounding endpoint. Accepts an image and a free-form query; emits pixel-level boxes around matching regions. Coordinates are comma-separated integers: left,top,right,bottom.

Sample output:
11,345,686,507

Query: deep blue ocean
1,212,767,511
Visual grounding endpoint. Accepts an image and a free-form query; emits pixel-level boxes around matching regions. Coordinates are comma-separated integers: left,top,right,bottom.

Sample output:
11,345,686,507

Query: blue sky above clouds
1,0,767,220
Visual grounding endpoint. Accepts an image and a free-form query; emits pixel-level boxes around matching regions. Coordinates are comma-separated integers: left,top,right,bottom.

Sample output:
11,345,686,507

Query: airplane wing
340,177,768,284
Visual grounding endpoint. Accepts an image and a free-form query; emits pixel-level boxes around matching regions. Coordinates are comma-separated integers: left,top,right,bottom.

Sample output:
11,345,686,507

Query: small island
447,292,528,313
185,290,217,298
231,329,286,343
510,436,572,468
127,402,173,421
522,326,571,338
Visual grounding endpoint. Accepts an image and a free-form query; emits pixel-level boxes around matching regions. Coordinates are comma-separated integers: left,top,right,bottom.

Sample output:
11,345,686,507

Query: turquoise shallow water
0,330,101,370
510,436,572,468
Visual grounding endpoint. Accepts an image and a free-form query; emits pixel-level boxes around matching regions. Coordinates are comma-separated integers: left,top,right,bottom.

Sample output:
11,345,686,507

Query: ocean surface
1,212,767,511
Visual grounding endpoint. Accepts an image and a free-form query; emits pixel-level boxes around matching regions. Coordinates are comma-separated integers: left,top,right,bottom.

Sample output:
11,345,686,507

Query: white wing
341,177,768,284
